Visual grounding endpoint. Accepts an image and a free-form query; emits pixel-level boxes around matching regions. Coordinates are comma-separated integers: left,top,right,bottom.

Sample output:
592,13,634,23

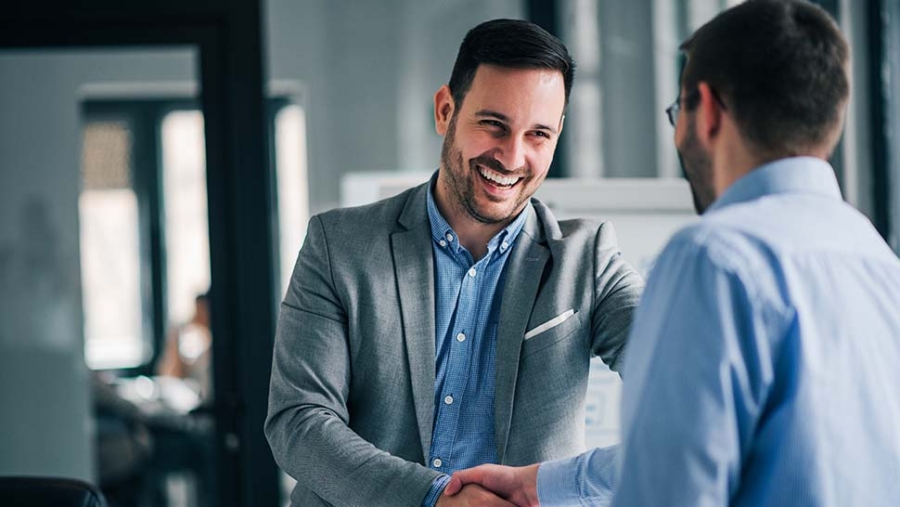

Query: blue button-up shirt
421,178,531,506
538,157,900,506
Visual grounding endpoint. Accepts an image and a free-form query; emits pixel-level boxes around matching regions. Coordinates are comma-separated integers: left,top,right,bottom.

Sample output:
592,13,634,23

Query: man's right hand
435,483,518,507
443,464,540,507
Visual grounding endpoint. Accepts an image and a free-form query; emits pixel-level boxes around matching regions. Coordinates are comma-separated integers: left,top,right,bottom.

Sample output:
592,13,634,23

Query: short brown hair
680,0,850,157
449,19,575,109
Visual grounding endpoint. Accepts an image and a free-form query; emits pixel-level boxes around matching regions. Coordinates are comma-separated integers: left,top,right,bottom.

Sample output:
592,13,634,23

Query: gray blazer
265,182,643,507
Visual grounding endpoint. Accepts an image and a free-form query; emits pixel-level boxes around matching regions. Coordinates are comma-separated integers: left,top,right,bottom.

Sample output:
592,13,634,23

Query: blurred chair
0,477,108,507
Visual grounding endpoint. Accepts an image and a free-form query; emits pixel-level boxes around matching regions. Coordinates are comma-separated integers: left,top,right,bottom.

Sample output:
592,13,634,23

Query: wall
265,0,523,213
0,48,195,480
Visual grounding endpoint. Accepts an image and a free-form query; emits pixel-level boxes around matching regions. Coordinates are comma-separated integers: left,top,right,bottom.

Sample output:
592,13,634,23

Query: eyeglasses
665,88,727,127
665,90,700,127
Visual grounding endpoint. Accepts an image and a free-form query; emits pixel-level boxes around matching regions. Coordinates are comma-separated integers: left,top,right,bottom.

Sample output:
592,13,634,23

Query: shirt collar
707,156,843,213
426,170,531,256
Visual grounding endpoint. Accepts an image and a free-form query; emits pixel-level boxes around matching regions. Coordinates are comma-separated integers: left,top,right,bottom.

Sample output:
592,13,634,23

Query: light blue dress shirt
538,157,900,506
421,178,531,507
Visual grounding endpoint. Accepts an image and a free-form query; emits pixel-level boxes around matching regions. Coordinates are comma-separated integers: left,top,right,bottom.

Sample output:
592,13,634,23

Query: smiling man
265,19,643,507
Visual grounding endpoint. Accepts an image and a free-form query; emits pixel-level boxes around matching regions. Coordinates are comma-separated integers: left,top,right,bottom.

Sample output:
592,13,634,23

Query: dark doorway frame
0,2,281,506
868,0,899,250
526,0,567,178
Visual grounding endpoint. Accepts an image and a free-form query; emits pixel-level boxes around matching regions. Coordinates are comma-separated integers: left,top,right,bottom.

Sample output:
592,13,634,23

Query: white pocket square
524,309,576,340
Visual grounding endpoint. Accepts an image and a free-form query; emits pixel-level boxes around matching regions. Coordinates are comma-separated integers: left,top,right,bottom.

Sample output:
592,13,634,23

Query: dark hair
680,0,849,157
448,19,575,109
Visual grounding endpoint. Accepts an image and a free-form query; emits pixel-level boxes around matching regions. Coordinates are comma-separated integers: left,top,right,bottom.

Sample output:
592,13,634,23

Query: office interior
0,0,897,506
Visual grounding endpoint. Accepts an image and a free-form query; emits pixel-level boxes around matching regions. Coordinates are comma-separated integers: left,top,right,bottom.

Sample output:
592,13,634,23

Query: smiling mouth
476,165,522,189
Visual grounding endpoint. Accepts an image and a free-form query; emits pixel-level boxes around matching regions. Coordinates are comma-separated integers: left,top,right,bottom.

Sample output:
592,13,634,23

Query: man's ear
695,81,723,147
434,85,455,136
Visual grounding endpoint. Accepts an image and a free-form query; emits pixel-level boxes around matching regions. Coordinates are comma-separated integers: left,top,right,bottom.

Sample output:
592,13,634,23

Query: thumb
444,468,483,496
443,475,463,496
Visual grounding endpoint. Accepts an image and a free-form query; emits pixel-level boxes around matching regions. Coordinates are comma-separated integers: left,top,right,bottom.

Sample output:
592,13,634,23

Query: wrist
523,464,541,507
422,474,451,507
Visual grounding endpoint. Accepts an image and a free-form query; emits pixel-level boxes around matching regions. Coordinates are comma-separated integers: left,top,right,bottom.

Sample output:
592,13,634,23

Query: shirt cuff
537,446,619,507
421,474,451,507
537,456,584,507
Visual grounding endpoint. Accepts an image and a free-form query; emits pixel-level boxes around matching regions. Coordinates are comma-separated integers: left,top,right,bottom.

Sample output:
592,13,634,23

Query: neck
450,218,507,261
433,177,511,261
711,127,768,200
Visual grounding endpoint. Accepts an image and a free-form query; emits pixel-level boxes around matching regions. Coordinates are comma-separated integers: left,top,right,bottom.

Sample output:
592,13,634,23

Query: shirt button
456,333,466,343
439,239,447,247
468,268,477,277
432,458,443,468
444,395,454,405
501,241,509,250
446,233,454,242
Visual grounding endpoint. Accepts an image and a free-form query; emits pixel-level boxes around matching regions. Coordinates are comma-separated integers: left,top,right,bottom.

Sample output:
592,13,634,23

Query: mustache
469,154,525,175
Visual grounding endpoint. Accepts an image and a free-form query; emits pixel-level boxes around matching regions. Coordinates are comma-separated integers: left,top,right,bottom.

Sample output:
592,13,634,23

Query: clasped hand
439,463,541,507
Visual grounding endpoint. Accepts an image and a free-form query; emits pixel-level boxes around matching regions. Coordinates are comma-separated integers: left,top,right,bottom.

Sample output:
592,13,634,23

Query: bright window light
161,110,211,326
80,189,145,369
275,104,310,294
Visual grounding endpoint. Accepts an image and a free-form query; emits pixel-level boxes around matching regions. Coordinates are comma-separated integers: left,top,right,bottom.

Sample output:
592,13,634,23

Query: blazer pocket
524,309,576,340
521,310,582,359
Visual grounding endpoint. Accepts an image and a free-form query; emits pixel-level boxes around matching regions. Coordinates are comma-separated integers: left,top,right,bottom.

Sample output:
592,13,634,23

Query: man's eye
481,120,504,129
532,131,551,139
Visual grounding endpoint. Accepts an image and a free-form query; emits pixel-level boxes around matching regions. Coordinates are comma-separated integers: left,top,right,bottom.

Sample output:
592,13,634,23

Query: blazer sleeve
264,215,441,507
590,221,645,373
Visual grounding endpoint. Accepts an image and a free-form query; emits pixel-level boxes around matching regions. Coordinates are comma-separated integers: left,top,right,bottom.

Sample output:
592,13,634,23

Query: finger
473,487,518,507
489,496,518,507
443,475,463,496
495,495,518,507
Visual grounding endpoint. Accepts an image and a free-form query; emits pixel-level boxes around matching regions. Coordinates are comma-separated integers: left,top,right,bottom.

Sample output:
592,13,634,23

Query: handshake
437,463,542,507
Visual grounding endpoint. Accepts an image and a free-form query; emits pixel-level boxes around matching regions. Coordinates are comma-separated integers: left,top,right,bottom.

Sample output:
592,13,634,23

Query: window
80,120,146,369
161,110,211,326
273,103,310,295
79,96,307,371
557,0,742,179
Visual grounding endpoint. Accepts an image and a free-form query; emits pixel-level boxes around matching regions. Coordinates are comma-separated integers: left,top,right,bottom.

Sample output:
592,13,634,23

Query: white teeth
478,166,521,186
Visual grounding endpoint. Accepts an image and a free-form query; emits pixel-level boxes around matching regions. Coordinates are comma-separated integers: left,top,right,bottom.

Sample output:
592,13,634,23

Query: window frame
81,97,295,375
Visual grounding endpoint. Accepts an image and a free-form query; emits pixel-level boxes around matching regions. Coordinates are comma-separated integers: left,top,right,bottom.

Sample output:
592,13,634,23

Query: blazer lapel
494,207,549,463
391,184,437,460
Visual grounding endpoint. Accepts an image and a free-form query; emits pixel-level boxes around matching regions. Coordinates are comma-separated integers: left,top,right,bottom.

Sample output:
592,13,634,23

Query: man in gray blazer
265,19,643,507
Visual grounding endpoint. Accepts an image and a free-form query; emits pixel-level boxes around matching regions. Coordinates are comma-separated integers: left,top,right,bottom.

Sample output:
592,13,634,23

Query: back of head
680,0,850,159
448,18,575,109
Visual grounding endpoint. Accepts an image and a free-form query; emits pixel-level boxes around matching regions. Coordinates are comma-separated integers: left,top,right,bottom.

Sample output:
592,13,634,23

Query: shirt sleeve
537,445,619,506
611,232,772,507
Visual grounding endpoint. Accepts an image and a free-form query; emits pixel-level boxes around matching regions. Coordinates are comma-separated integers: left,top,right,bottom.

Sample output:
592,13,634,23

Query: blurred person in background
157,291,212,402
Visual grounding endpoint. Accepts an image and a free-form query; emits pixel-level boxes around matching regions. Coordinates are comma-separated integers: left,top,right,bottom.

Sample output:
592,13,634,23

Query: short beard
439,113,515,225
678,115,715,215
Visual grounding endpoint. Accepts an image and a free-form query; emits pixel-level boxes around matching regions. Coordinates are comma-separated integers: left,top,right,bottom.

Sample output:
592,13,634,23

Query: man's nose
495,135,527,172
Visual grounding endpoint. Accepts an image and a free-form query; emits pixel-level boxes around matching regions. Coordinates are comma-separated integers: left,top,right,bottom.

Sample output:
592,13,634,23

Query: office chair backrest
0,477,107,507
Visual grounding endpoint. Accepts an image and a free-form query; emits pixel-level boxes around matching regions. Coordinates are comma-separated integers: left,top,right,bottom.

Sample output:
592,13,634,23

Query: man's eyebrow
474,109,510,122
532,123,558,134
474,109,558,134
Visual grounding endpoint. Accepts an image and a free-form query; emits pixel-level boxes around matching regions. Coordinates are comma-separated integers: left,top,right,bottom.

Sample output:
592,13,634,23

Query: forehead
462,64,566,123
